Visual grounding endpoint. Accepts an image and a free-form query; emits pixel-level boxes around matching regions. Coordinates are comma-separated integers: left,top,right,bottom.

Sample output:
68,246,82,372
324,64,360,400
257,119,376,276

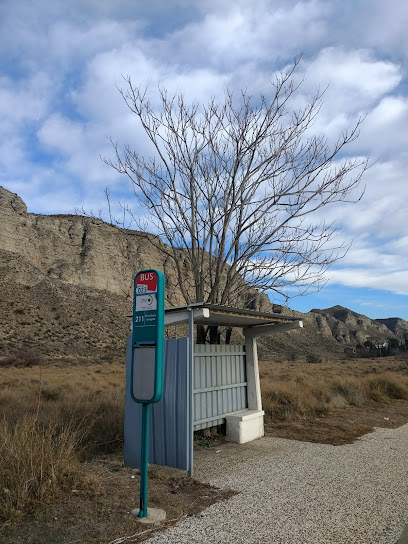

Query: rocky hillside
310,306,408,346
375,317,408,337
0,185,166,298
1,186,407,362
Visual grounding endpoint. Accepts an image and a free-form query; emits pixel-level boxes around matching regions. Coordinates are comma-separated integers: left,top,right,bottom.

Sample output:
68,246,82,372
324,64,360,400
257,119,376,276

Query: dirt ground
2,403,408,544
2,355,408,544
0,454,236,544
265,401,408,444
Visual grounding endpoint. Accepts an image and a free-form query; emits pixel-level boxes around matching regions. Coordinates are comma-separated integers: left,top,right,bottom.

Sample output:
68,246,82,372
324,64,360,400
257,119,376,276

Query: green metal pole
139,403,150,518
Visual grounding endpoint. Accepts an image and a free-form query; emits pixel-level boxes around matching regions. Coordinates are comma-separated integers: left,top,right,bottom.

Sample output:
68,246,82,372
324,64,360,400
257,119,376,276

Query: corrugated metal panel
124,335,191,471
193,344,247,430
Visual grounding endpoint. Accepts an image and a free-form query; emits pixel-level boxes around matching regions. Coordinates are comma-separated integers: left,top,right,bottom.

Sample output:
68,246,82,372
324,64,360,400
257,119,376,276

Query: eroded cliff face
310,306,407,345
0,186,164,297
0,186,281,310
376,317,408,337
1,185,407,361
0,187,165,358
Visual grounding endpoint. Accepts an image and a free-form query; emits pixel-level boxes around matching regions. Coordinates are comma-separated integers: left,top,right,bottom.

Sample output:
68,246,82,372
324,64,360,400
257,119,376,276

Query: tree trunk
196,324,207,344
196,325,221,344
209,325,220,344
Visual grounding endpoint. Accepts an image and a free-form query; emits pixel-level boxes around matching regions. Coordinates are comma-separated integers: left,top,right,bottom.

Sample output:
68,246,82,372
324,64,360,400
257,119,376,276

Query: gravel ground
147,423,408,544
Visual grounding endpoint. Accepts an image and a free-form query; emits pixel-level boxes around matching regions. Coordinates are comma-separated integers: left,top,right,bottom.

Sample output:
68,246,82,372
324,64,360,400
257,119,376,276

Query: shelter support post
244,335,263,411
188,309,194,477
225,335,264,444
225,320,302,444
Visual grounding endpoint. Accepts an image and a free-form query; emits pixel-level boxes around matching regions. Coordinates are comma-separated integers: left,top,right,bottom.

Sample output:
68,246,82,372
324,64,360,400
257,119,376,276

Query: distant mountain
0,186,406,362
375,317,408,338
311,306,408,345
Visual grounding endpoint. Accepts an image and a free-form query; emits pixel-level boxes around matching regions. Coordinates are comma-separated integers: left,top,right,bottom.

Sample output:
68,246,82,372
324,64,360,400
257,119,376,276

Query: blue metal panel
124,335,191,471
193,344,247,430
125,339,249,465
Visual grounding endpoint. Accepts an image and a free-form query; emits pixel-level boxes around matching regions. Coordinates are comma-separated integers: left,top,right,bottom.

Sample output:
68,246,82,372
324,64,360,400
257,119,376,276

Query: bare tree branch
102,60,369,339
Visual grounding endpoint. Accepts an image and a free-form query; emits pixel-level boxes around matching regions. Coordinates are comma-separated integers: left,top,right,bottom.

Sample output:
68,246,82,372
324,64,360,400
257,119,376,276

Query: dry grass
260,356,408,422
0,362,236,542
0,417,85,520
0,362,125,456
2,355,408,524
0,362,126,521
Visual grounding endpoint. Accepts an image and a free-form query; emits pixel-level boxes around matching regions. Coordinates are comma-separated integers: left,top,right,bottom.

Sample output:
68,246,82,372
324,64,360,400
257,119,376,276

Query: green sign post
131,269,165,518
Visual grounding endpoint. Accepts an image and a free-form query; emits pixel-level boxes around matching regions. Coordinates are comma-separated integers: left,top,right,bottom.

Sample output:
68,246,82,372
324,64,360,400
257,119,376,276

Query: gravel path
147,423,408,544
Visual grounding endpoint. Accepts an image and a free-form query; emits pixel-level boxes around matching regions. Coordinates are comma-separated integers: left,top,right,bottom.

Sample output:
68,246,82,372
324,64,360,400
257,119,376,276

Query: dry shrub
366,373,408,402
331,379,367,406
0,417,84,520
263,387,298,421
305,353,322,364
0,363,127,521
262,377,330,420
0,364,126,459
55,393,125,458
260,357,408,423
2,348,42,367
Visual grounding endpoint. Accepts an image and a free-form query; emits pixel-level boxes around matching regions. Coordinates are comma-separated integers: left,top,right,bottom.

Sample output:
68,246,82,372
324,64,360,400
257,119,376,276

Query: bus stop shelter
124,303,303,475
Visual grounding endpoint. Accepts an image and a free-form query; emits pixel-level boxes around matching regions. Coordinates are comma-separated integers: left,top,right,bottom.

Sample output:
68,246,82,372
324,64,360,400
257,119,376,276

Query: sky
1,0,407,320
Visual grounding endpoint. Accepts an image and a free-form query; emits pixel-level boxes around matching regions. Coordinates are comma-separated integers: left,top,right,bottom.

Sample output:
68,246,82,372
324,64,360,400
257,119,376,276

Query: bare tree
104,59,368,343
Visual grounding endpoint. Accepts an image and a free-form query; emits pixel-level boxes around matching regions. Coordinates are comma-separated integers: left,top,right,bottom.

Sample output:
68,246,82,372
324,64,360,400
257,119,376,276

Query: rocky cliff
375,317,408,338
1,186,407,362
0,186,165,297
310,306,406,345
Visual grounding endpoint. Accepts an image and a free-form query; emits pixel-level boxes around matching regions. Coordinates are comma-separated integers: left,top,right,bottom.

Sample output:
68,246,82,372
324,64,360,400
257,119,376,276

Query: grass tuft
0,417,84,520
261,356,408,422
0,363,126,520
366,373,408,401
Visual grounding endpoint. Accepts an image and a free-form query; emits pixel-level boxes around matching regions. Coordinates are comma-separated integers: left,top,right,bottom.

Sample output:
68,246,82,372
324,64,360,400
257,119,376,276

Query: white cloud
328,0,408,62
308,48,401,105
0,136,26,170
0,73,52,131
316,159,408,240
162,0,328,74
38,115,85,155
332,267,408,296
296,48,403,148
0,0,408,309
356,96,408,157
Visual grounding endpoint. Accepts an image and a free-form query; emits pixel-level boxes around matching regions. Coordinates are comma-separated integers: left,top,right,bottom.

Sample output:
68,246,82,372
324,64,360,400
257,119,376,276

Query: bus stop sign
131,269,165,404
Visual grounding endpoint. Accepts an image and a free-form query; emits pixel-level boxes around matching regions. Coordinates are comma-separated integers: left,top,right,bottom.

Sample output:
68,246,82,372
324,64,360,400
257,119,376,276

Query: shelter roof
127,303,303,337
164,302,299,328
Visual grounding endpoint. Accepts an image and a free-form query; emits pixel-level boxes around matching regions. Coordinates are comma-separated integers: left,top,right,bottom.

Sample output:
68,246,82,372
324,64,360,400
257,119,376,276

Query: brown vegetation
260,354,408,443
0,363,125,523
0,363,125,455
1,417,85,521
1,355,408,542
0,362,234,543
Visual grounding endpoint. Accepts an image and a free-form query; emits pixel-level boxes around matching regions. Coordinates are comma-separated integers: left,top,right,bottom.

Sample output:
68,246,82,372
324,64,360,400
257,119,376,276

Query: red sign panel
136,271,158,293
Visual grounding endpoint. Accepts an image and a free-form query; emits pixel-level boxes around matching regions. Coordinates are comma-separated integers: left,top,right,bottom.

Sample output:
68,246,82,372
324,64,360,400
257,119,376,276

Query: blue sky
1,0,408,320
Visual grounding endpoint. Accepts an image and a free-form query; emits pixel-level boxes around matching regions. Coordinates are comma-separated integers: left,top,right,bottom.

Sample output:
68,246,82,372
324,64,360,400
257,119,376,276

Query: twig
33,365,43,425
105,514,188,544
106,527,155,544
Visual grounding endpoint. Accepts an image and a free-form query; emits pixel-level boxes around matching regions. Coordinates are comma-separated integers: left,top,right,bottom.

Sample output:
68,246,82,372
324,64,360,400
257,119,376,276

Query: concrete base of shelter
225,409,265,444
131,507,167,525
